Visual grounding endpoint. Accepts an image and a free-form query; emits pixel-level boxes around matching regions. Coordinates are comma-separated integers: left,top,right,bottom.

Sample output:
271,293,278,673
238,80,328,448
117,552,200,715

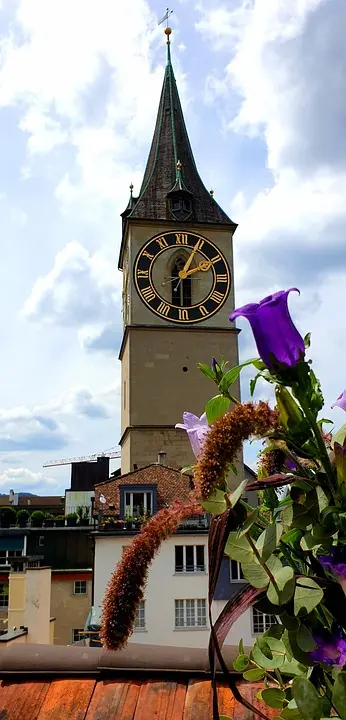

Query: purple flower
229,288,305,370
285,457,297,472
175,412,210,459
332,389,346,412
319,549,346,593
310,629,346,666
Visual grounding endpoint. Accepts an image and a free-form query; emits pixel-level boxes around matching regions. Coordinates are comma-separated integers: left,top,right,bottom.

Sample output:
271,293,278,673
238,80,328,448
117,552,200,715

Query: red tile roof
0,677,278,719
94,464,193,515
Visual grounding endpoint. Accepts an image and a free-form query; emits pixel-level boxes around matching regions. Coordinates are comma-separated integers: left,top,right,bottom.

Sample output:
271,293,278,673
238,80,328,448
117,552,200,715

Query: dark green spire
125,29,236,227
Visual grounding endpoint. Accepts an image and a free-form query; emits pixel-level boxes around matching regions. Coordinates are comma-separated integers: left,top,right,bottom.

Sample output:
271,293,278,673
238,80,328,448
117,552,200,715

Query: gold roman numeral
175,233,188,245
216,274,228,283
199,305,208,317
211,254,221,264
157,301,170,317
143,250,154,260
211,290,224,303
142,286,156,302
197,238,205,250
137,269,149,278
178,308,189,321
156,236,168,250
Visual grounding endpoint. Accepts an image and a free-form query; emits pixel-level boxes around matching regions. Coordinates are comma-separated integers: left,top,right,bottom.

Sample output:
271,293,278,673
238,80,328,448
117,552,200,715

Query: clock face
134,230,231,324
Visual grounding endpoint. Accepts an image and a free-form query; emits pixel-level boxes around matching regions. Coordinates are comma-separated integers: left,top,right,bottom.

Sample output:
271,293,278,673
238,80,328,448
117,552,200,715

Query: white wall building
93,529,274,651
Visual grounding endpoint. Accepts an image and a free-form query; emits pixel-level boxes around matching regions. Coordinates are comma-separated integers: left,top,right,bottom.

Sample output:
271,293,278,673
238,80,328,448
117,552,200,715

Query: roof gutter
0,642,240,677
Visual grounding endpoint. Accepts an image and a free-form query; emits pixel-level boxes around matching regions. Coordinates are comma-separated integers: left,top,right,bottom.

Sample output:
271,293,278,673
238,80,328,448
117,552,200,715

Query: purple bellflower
310,628,346,666
332,389,346,412
175,412,210,459
229,288,305,370
319,548,346,594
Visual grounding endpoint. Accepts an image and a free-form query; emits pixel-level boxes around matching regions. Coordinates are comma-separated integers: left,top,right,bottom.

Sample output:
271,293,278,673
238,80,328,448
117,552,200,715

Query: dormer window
168,191,193,221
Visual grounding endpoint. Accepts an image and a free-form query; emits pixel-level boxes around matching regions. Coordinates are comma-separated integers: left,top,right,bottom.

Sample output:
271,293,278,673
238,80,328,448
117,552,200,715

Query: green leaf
256,523,283,562
252,636,286,670
332,672,346,720
292,677,322,720
198,362,216,381
300,533,321,551
294,578,323,617
180,464,195,475
280,659,307,677
281,611,300,631
242,555,282,589
296,625,317,653
280,709,304,720
243,668,265,681
229,479,248,508
218,358,260,393
264,623,285,639
333,423,346,447
304,332,311,349
281,528,303,548
238,637,244,655
237,508,258,536
225,532,254,564
286,630,314,667
267,566,295,605
205,394,230,424
200,489,226,516
232,653,249,672
261,688,286,710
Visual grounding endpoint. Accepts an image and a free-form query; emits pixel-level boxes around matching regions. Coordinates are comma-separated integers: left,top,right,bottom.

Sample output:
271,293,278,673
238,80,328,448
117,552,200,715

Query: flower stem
295,392,337,501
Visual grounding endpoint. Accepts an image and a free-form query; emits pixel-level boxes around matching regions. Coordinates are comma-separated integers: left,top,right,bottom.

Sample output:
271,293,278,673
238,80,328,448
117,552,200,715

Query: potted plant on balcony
76,505,90,526
55,515,65,527
66,512,77,527
114,519,125,532
30,510,45,528
0,506,17,528
44,513,54,528
133,516,142,530
125,514,134,531
16,509,29,528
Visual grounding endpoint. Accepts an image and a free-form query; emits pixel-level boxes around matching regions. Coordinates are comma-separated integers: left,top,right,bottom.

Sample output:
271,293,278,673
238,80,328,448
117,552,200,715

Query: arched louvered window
171,257,192,307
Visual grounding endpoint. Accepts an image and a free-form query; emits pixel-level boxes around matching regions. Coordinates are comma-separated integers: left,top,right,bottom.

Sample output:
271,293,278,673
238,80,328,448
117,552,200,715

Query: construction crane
43,449,121,468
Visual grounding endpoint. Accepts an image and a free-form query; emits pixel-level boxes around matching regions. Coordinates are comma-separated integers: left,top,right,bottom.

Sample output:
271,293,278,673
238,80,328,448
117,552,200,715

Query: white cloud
22,241,122,348
0,467,59,493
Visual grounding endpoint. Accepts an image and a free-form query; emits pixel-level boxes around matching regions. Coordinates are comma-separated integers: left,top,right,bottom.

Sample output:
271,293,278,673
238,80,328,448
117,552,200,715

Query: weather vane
158,8,173,28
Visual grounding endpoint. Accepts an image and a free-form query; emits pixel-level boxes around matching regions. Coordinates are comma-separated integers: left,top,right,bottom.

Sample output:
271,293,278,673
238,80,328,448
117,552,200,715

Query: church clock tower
118,28,240,474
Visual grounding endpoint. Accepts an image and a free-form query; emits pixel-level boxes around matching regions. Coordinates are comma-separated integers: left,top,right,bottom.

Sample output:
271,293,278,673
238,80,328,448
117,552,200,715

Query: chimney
157,451,167,466
8,567,53,644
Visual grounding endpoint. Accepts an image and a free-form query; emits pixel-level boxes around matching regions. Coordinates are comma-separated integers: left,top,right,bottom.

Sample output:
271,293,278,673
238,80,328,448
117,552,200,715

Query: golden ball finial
165,26,172,36
210,188,214,197
129,183,134,193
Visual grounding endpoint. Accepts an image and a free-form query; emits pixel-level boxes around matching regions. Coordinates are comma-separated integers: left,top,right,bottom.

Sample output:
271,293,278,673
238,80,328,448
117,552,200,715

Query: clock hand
179,240,200,278
184,260,212,277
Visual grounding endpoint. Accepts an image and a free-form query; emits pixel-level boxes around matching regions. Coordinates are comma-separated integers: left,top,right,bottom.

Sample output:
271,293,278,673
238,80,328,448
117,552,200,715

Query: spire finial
129,183,134,196
176,159,182,172
210,188,214,197
158,8,173,51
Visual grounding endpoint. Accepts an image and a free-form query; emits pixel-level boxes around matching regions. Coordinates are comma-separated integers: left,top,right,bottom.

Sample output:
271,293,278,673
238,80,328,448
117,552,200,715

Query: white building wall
94,534,252,649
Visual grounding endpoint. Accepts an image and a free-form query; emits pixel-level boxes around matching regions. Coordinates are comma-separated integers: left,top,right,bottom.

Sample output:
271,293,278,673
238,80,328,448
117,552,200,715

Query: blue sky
0,0,345,494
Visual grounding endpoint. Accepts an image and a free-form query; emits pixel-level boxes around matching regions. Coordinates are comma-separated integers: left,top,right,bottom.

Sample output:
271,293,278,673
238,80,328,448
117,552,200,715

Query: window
0,549,23,563
0,583,9,608
72,629,85,643
175,545,205,573
174,599,207,628
135,600,146,629
124,491,152,518
74,580,87,595
171,257,192,307
229,560,244,582
252,608,277,635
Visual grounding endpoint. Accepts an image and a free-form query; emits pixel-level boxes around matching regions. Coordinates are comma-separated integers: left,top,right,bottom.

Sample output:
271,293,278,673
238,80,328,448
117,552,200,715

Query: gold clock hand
179,240,200,278
184,261,212,277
